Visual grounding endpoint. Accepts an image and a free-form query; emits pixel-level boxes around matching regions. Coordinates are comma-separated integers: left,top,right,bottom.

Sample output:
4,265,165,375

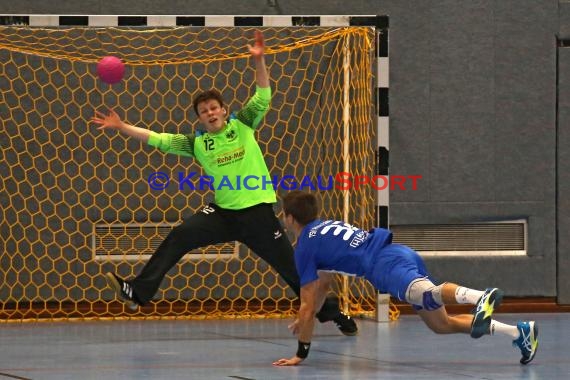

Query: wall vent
390,220,526,257
92,223,238,261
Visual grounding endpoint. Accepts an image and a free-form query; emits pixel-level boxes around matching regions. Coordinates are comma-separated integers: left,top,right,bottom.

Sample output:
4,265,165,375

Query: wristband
296,341,311,359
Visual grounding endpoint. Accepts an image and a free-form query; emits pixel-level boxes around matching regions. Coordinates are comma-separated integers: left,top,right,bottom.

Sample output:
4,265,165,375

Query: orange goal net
0,25,398,322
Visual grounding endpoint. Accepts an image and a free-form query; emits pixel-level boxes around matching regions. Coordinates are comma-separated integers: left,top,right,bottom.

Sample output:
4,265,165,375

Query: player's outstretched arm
286,272,333,335
91,109,151,143
235,30,271,130
273,280,319,366
314,272,333,312
248,30,269,88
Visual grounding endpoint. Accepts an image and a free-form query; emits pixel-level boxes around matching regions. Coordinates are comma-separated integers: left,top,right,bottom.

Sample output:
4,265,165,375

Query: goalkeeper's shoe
105,272,139,311
513,321,539,365
332,312,358,336
316,296,358,336
470,287,504,338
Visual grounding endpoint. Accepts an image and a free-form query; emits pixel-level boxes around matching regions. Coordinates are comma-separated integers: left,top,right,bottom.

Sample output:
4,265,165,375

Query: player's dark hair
193,90,225,115
282,191,318,226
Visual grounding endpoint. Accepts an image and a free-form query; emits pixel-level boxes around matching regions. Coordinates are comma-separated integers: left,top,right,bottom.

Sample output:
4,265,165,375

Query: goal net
0,25,397,321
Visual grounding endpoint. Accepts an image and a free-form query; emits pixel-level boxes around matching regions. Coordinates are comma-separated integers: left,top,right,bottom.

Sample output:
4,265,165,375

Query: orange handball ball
96,56,125,85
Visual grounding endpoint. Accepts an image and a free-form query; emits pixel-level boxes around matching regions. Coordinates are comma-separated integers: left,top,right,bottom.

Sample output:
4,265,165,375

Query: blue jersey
295,219,393,287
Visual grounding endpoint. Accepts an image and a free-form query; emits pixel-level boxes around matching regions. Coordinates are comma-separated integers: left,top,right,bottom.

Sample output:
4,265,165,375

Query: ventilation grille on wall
92,223,238,261
390,220,527,256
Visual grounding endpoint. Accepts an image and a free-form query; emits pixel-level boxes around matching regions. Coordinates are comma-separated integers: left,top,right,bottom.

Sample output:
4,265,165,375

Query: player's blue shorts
365,243,435,305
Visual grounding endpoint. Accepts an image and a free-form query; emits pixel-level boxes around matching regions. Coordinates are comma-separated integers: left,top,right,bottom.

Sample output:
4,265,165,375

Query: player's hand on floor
272,356,304,366
288,318,300,335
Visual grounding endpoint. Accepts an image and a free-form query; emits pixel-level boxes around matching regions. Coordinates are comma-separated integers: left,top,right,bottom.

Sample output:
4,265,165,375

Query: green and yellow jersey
147,86,276,210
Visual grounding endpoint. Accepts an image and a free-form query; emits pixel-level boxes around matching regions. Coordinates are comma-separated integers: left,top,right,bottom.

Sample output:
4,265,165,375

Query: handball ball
96,56,125,84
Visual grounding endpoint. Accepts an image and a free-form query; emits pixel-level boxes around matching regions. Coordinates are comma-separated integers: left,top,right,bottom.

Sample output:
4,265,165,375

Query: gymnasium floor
0,313,567,379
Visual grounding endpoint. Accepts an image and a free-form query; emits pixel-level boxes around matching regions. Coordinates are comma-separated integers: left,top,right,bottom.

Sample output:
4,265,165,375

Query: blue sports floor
0,313,567,379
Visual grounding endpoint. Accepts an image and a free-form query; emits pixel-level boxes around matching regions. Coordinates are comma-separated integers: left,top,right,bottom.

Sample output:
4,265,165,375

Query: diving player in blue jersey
272,191,538,367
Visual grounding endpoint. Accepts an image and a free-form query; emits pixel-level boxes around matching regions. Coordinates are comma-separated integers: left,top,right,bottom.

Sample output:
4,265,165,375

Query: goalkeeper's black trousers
130,202,335,313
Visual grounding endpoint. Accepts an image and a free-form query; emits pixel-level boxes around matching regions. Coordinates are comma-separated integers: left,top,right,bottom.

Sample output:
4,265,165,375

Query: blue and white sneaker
470,288,504,338
513,321,538,365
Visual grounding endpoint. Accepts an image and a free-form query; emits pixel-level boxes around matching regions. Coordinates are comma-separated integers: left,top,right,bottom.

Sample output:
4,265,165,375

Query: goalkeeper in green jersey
91,30,357,335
